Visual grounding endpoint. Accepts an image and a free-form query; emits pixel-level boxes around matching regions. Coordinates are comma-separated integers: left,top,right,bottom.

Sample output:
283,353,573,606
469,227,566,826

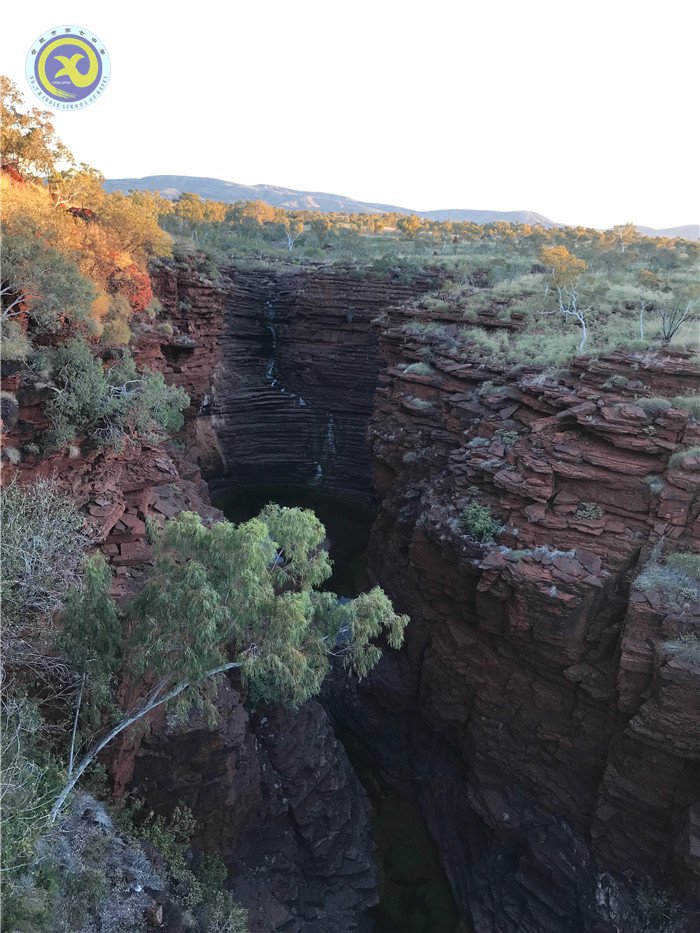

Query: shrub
460,501,500,542
1,695,63,928
644,475,665,494
1,234,94,331
602,374,629,389
670,395,700,420
1,478,86,671
405,395,434,410
669,446,700,467
145,296,164,319
0,319,31,360
38,340,189,450
664,633,700,661
404,362,434,376
575,502,604,519
634,550,699,611
134,806,195,872
494,428,519,447
100,318,132,346
636,396,671,416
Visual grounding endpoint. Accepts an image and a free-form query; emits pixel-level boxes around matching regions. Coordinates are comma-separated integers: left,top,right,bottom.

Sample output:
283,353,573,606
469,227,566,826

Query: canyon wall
161,263,437,501
329,301,700,931
150,261,700,930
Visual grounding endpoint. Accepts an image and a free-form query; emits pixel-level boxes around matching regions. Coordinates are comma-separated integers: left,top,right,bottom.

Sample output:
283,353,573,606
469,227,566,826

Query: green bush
664,633,700,661
0,320,31,360
636,397,672,416
1,478,86,670
634,550,699,611
135,805,196,872
494,428,519,447
100,318,132,346
405,395,434,410
669,446,700,467
404,362,434,376
670,395,700,420
1,234,94,331
575,502,604,519
38,339,189,450
460,501,500,542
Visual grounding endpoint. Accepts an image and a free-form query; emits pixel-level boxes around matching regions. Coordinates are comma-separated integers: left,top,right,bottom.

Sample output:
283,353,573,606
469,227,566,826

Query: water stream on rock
212,484,459,931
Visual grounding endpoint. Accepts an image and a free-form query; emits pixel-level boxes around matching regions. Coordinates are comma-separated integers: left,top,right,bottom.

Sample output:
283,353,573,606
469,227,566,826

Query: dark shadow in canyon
213,483,459,933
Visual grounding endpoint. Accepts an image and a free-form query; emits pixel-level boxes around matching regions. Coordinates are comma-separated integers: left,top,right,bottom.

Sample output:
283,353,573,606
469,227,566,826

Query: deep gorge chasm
4,257,699,932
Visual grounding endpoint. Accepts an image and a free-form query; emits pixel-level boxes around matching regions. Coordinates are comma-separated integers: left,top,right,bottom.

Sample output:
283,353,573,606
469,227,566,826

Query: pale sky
3,0,699,229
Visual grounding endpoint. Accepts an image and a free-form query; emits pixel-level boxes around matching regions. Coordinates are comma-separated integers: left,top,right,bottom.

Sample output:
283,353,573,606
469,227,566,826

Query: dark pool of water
212,484,376,597
341,732,460,933
211,484,459,932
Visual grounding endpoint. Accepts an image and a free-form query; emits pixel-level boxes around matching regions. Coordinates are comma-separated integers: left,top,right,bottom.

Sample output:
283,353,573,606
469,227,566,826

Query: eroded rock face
332,303,700,930
131,688,378,932
155,264,437,501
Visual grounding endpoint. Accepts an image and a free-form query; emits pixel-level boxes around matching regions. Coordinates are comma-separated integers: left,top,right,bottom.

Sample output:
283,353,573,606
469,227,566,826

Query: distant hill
635,224,700,241
104,175,698,238
104,175,411,215
103,175,558,226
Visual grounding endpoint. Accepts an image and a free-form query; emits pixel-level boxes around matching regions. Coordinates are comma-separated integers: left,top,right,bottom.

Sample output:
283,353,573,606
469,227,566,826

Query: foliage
664,633,700,661
134,805,196,872
1,234,95,333
0,76,73,178
0,319,32,360
460,501,500,542
634,549,700,612
0,478,86,674
575,502,604,519
37,339,189,450
53,505,407,813
0,695,64,929
134,806,248,930
494,428,519,447
669,446,700,467
670,395,700,420
635,396,671,416
404,361,434,376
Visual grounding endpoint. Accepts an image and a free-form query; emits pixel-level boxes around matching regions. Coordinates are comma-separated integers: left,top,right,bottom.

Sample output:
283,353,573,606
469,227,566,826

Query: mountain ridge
103,174,699,239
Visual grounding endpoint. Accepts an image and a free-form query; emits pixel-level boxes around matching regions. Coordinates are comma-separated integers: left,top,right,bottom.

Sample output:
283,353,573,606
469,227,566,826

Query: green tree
0,76,74,178
51,505,408,820
1,234,95,331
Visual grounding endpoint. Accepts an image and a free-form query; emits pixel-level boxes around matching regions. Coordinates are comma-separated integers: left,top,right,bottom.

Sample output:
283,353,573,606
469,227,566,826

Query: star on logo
51,30,57,36
65,27,71,33
31,49,36,55
79,31,85,36
99,49,105,54
39,37,45,43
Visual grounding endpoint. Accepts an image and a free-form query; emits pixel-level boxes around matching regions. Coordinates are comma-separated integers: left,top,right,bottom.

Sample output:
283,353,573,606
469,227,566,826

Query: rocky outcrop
331,301,700,930
131,684,378,932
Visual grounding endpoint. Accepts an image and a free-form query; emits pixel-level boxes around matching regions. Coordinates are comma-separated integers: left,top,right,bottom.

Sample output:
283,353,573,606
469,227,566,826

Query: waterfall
263,299,278,386
325,414,336,456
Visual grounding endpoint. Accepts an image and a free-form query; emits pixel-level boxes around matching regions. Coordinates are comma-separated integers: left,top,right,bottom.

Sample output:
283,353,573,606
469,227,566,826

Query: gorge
4,256,699,932
136,259,700,930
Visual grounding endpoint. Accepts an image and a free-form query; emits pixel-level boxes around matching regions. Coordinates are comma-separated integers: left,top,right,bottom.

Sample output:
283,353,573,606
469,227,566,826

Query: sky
3,0,699,229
